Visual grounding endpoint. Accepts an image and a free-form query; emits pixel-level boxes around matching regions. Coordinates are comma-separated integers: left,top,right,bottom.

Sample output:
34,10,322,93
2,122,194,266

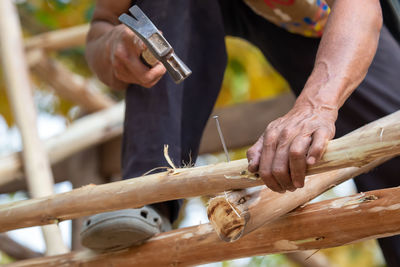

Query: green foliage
0,251,14,264
17,0,94,30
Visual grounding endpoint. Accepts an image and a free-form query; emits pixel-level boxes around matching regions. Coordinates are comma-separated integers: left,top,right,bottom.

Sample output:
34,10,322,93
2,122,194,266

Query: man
83,0,400,265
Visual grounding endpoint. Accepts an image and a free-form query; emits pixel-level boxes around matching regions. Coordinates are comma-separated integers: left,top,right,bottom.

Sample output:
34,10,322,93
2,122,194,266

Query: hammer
119,5,192,84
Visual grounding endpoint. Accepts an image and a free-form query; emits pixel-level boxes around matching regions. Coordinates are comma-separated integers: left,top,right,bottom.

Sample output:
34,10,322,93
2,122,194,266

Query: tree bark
8,187,400,267
0,102,124,187
0,0,68,255
208,108,400,242
0,234,42,260
31,54,115,113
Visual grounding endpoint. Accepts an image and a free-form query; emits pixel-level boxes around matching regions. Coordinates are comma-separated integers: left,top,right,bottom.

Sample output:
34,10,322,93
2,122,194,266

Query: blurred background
0,0,387,266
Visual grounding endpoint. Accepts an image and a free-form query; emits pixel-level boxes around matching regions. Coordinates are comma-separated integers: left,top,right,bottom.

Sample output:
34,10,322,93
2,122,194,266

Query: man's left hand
247,103,337,193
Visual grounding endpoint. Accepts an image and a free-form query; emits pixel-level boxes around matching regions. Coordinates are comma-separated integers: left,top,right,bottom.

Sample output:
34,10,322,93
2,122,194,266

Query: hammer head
119,5,192,84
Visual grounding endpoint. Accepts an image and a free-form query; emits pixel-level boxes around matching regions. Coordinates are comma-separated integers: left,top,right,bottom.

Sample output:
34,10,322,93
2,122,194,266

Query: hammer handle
140,48,159,68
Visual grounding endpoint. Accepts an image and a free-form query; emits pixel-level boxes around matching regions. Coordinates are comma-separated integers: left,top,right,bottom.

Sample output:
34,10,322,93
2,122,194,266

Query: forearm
296,0,383,111
86,21,128,90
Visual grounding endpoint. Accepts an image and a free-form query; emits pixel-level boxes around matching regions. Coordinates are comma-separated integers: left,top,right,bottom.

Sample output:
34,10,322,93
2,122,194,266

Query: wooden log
0,234,42,260
0,0,68,255
0,154,392,233
7,187,400,267
25,24,89,51
0,102,124,187
0,109,398,232
0,160,261,232
31,54,115,112
207,109,400,242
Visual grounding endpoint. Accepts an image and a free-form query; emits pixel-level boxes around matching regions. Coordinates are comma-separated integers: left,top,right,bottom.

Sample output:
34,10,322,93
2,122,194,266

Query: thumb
247,134,264,173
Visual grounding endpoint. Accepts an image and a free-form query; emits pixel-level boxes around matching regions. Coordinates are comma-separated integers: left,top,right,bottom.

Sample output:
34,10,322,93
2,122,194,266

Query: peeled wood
0,160,261,232
208,157,389,242
0,102,124,187
31,54,115,112
0,234,42,260
208,109,400,242
8,187,400,267
0,0,67,255
0,110,399,232
25,24,89,51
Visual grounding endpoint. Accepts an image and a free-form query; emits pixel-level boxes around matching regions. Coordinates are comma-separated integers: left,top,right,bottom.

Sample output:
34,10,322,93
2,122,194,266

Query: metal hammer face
119,5,192,84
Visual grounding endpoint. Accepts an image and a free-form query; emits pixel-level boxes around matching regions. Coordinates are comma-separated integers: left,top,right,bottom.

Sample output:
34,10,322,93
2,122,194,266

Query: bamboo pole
0,102,124,187
31,54,115,112
0,234,42,260
25,24,89,51
7,187,400,267
208,109,400,242
0,0,68,255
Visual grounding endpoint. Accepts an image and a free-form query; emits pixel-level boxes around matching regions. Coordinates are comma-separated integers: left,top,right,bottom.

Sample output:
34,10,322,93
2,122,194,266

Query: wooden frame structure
0,1,399,265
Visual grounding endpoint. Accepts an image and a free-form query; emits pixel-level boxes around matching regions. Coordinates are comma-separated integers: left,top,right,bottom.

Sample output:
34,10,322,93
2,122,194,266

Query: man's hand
107,25,166,88
247,103,337,193
85,0,167,90
247,0,382,193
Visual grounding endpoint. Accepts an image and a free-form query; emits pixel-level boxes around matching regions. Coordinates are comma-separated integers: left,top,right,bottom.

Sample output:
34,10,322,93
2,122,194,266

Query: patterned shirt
244,0,331,37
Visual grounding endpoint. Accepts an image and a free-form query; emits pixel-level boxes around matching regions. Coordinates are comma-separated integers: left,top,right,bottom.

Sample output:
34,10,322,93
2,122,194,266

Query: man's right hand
85,0,167,90
107,24,167,88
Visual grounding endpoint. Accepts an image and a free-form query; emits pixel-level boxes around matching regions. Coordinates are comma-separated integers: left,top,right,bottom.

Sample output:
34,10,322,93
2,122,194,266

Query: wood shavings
224,169,260,180
224,191,241,218
164,144,176,170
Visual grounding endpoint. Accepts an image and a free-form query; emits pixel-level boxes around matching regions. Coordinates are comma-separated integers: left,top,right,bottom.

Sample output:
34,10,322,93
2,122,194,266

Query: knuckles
289,146,305,159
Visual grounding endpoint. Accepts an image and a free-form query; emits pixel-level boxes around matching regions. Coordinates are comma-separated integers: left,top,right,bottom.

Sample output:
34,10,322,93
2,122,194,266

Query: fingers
272,142,295,192
111,26,166,87
289,135,312,188
307,128,333,165
258,130,285,193
247,135,264,173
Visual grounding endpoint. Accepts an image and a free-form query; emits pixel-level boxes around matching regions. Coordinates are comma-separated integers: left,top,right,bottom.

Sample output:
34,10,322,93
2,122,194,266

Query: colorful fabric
243,0,331,37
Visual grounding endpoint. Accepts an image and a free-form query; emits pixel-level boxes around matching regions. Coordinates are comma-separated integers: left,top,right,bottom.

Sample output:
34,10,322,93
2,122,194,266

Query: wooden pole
0,234,42,260
7,187,400,267
0,159,260,232
207,157,389,242
0,102,124,187
31,54,115,112
0,0,68,255
0,154,392,233
25,24,89,51
0,109,398,232
208,109,400,242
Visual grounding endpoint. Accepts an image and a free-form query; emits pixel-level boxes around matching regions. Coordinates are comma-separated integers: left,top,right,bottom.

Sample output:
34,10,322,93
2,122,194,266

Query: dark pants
123,1,400,265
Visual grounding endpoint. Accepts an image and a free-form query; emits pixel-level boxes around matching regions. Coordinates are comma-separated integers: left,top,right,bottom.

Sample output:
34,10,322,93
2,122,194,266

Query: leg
218,1,400,265
81,0,227,251
123,0,227,222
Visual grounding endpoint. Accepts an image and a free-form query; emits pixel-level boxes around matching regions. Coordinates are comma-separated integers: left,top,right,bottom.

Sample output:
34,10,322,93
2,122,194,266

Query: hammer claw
118,5,192,84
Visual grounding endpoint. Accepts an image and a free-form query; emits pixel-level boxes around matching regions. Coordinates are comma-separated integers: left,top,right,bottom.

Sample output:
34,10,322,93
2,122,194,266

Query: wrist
293,95,339,121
